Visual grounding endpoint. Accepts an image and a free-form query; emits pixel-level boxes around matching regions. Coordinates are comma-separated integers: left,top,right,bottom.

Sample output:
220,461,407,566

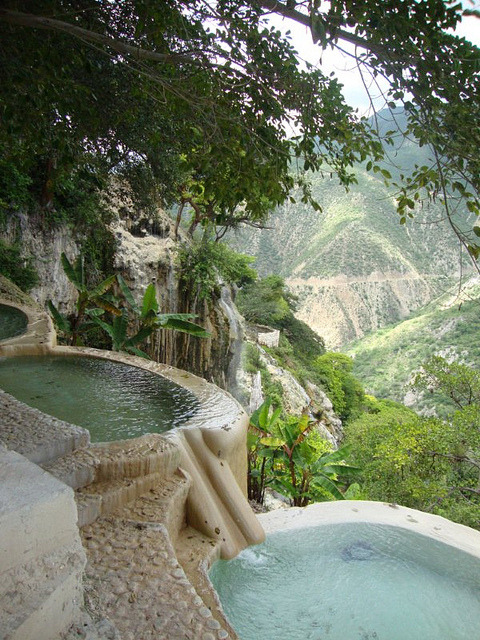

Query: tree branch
0,9,203,66
256,0,384,55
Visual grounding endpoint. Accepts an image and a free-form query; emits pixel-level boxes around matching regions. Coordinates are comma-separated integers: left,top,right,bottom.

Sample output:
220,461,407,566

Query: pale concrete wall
257,329,280,348
0,447,86,639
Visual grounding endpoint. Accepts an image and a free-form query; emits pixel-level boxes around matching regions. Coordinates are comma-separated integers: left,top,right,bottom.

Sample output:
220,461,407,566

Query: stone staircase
0,447,86,640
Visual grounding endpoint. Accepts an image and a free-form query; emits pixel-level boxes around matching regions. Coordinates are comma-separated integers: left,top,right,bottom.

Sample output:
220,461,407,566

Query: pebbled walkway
75,477,235,640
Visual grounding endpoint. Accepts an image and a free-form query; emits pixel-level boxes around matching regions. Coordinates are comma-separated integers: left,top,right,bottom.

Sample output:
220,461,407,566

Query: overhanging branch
257,0,384,55
0,9,202,66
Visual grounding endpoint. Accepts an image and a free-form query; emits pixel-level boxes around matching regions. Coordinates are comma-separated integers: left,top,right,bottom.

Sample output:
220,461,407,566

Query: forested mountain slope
347,275,480,415
229,116,474,348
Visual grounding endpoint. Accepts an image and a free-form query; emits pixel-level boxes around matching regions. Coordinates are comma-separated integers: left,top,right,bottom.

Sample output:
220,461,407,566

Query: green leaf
259,436,285,447
158,317,210,337
125,346,150,359
61,253,82,290
47,300,71,334
91,274,116,298
313,475,345,500
117,274,139,312
141,283,159,317
324,464,362,477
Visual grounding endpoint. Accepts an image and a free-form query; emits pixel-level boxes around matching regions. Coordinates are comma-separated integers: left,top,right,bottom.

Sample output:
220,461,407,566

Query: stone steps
175,526,239,639
80,477,235,640
76,471,181,528
0,448,86,640
1,546,85,640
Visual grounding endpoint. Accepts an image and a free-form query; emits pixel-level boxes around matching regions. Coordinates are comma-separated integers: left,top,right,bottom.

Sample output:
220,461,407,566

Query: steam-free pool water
0,355,199,441
0,304,28,341
209,523,480,640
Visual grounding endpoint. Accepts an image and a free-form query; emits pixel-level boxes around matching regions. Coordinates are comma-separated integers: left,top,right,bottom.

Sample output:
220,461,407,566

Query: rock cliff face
287,271,437,349
1,195,239,389
238,341,343,446
2,212,80,314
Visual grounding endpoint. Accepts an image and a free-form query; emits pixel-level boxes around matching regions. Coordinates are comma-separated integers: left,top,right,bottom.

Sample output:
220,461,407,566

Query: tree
344,375,480,530
313,352,365,421
1,1,479,253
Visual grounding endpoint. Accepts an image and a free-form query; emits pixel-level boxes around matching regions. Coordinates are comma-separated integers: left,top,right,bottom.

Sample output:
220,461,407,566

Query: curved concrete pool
0,354,200,442
210,501,480,640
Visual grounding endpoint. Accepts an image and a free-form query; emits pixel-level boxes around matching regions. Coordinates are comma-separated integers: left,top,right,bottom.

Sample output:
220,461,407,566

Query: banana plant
249,399,362,507
248,398,283,503
89,308,153,358
90,275,210,357
48,253,120,344
116,275,210,337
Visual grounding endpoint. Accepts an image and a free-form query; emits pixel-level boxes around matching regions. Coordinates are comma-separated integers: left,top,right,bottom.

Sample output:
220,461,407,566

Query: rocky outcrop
287,271,437,349
111,216,236,387
1,213,80,313
2,191,239,388
239,342,343,447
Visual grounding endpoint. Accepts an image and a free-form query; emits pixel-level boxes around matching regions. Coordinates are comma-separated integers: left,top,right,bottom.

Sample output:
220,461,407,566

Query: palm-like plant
48,256,209,354
90,275,209,357
249,399,361,507
48,252,119,344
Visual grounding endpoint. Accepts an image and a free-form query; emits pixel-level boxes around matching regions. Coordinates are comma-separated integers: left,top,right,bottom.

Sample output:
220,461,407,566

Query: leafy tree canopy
1,1,479,250
345,359,480,529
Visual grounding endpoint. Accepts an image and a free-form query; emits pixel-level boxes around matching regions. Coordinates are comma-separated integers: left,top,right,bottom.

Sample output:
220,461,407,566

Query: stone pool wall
0,300,264,638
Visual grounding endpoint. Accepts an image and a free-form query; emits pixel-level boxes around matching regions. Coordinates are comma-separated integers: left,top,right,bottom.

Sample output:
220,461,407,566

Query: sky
268,2,480,114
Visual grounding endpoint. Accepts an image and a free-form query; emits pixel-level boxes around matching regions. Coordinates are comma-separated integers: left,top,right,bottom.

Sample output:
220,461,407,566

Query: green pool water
0,304,28,341
0,355,199,441
210,522,480,640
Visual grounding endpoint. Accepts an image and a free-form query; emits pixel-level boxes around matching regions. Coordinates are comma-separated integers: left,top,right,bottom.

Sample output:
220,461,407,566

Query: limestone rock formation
1,189,240,389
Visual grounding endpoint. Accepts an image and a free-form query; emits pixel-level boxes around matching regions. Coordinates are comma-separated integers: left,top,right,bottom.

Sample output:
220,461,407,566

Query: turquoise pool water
210,522,480,640
0,355,199,441
0,304,28,341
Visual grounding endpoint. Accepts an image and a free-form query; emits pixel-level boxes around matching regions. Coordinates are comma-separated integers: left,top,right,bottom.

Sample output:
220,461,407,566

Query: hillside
228,109,475,348
347,276,480,415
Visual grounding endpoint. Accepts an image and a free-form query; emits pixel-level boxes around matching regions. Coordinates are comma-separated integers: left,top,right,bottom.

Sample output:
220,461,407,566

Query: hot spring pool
0,304,28,341
210,522,480,640
0,355,199,441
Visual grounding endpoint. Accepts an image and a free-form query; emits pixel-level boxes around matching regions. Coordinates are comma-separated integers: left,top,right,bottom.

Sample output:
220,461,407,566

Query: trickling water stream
219,286,244,398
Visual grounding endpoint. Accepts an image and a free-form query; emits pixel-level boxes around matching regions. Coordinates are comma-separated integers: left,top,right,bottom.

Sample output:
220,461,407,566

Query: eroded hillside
229,155,473,348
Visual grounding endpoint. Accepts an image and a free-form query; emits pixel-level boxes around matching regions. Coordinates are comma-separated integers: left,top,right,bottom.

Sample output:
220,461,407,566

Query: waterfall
219,286,244,398
249,371,264,414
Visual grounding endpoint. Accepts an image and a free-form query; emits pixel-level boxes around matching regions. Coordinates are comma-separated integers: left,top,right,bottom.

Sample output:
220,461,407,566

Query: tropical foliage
248,399,361,507
1,1,479,253
48,253,209,355
344,360,480,530
177,240,257,301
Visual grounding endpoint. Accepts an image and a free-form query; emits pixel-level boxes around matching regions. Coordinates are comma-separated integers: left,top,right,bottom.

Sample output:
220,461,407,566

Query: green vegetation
1,2,480,255
347,279,480,414
229,158,474,284
177,240,256,301
312,352,365,422
48,254,209,355
248,399,361,507
0,239,38,292
238,275,367,420
237,275,325,365
344,358,480,529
